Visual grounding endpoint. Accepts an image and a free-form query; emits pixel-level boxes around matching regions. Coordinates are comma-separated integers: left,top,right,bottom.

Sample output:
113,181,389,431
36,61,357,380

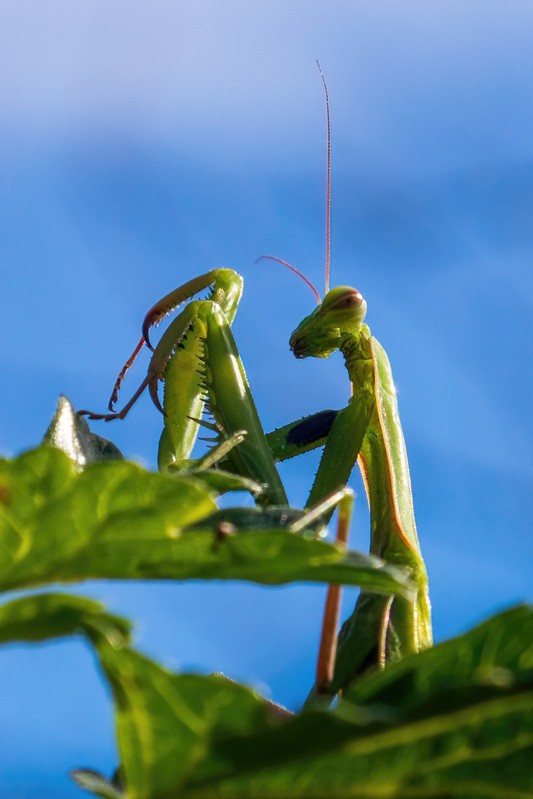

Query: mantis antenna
255,255,321,305
257,63,331,304
316,60,331,296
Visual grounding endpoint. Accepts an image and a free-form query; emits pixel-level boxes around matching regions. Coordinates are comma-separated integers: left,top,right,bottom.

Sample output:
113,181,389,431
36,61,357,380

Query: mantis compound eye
328,288,364,311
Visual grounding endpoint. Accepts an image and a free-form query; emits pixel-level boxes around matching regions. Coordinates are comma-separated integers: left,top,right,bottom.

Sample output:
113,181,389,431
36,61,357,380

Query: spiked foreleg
156,314,207,471
198,304,288,507
79,269,244,430
142,268,243,348
152,300,288,506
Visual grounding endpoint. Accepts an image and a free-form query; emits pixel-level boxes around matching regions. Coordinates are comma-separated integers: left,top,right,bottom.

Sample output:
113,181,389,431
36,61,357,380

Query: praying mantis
80,66,431,696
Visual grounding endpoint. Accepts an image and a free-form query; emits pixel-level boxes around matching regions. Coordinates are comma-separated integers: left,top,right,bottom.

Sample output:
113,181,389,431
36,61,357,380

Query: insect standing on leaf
79,64,431,696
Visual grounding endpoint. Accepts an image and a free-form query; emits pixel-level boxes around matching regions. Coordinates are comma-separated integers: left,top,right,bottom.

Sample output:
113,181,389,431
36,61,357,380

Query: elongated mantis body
259,65,431,691
286,284,431,692
81,66,431,695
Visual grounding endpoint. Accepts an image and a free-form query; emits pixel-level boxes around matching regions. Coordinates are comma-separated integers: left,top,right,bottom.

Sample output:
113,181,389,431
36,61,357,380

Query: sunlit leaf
177,606,533,798
0,592,131,649
0,447,413,597
98,644,273,797
343,603,533,712
4,592,531,798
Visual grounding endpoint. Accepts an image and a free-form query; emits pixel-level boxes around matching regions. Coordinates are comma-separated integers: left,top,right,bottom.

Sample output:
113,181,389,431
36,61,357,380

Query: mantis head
289,286,367,359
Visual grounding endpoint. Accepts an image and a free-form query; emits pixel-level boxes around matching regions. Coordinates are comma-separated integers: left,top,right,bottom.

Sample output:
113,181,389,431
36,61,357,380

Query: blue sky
1,2,533,796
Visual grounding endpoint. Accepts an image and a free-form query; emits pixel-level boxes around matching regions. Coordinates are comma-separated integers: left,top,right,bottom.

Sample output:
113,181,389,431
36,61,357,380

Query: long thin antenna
255,255,321,305
316,60,331,295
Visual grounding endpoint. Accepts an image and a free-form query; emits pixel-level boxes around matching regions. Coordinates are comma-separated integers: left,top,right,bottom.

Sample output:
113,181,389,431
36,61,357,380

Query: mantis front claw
77,269,287,505
78,375,153,422
78,271,234,423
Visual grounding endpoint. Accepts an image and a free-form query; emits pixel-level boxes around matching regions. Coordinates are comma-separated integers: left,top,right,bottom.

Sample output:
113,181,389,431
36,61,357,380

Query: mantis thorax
339,323,373,383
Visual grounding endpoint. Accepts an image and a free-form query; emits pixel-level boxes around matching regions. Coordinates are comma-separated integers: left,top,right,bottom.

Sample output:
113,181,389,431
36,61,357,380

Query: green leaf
177,605,533,798
0,592,284,798
343,603,533,713
0,592,131,648
0,447,217,592
97,644,274,798
43,395,123,467
6,592,530,798
0,593,128,798
64,605,533,799
0,447,413,597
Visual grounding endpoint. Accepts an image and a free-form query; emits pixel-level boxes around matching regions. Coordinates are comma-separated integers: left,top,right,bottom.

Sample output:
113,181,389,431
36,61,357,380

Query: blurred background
1,1,532,795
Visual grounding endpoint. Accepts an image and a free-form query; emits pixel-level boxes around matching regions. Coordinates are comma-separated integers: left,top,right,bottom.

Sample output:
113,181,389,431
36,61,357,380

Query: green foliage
1,398,531,797
0,592,131,646
178,612,533,798
0,446,411,595
3,592,532,798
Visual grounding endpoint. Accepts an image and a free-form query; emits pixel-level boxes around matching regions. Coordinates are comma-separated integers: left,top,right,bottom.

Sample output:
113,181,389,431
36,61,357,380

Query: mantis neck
339,325,374,391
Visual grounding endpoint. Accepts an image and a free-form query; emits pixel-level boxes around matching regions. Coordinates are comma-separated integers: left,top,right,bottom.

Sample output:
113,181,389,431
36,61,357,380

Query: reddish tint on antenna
255,256,322,305
316,60,331,296
256,64,332,305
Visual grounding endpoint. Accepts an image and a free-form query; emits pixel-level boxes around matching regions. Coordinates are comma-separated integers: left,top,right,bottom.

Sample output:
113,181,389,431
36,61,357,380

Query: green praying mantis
80,66,431,697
